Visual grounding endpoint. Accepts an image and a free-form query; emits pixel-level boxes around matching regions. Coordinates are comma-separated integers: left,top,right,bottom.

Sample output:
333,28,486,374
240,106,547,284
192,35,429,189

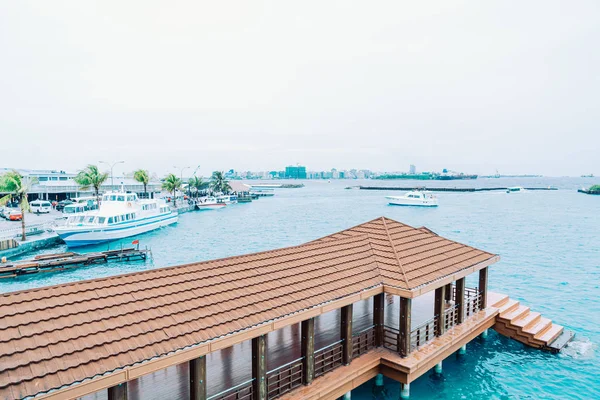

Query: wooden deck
279,304,499,400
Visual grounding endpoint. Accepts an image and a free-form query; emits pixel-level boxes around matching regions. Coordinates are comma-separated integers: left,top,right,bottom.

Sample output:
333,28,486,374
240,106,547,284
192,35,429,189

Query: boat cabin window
108,217,114,224
117,195,125,202
86,217,95,224
97,217,106,224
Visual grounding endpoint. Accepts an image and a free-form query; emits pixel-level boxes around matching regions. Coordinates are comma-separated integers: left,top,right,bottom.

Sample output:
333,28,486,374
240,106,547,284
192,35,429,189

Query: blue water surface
2,178,599,399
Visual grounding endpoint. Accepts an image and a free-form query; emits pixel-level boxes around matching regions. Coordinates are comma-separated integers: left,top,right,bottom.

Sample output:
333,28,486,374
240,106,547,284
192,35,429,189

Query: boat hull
386,196,438,207
196,204,226,210
55,213,178,247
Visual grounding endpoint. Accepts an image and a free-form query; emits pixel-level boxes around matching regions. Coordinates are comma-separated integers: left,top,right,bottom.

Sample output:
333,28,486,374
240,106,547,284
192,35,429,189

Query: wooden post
479,267,488,309
444,283,452,302
341,304,353,365
107,383,128,400
189,355,206,400
435,286,446,336
456,277,466,324
373,293,384,347
398,297,412,357
301,318,315,385
252,335,267,400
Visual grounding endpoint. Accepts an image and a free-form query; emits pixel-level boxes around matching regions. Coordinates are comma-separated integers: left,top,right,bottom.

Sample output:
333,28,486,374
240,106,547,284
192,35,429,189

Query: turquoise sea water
2,178,599,399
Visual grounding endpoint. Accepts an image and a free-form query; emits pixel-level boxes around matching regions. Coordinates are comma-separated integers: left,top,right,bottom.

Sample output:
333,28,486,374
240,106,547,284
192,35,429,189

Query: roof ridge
381,217,410,288
365,235,385,286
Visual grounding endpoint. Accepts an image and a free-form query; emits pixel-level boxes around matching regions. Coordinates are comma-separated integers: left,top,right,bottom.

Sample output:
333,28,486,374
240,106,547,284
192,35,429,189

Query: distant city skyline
1,2,599,177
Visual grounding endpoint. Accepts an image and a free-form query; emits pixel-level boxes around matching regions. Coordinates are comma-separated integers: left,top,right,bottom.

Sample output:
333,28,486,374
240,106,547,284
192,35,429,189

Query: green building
285,165,307,179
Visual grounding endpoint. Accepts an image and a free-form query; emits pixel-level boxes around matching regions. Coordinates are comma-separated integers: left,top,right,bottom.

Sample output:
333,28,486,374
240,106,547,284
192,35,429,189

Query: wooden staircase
489,293,574,353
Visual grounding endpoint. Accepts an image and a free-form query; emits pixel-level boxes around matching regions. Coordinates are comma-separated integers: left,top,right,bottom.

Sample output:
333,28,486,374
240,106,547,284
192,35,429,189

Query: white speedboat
386,191,438,207
196,197,227,210
217,194,238,204
55,190,178,247
506,186,526,193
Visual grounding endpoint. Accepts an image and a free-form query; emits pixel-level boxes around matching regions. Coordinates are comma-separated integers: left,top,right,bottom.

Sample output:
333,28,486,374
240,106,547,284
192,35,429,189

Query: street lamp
99,160,125,191
173,166,190,181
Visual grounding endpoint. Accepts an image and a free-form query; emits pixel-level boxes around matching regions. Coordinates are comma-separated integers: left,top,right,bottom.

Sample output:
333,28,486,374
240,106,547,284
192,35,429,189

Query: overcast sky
1,1,598,177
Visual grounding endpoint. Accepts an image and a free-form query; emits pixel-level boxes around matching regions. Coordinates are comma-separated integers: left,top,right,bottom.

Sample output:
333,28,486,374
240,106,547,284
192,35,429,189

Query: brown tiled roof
0,217,497,399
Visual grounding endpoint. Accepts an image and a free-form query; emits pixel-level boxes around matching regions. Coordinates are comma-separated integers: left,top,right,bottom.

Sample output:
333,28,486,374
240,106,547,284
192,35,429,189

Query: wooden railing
352,325,375,358
208,379,254,400
314,340,343,378
443,304,459,331
383,325,399,352
465,292,482,317
410,316,438,351
267,357,303,399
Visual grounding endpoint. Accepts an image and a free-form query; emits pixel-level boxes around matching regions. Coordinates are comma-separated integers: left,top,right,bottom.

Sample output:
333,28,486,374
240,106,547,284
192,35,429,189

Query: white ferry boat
217,194,238,204
55,190,178,247
386,190,438,207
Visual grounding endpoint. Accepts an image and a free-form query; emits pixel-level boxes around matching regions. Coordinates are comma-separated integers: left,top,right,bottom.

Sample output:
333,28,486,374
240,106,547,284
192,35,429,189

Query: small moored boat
196,197,227,210
386,191,438,207
506,186,526,193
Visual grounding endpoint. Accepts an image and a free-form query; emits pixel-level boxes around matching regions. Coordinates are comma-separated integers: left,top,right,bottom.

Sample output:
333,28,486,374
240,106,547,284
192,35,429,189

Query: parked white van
30,200,52,214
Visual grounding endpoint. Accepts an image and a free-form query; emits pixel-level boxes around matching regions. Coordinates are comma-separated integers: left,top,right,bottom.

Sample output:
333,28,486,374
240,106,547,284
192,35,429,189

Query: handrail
315,339,343,353
207,378,254,400
266,356,304,375
352,325,375,336
383,324,399,332
410,316,436,336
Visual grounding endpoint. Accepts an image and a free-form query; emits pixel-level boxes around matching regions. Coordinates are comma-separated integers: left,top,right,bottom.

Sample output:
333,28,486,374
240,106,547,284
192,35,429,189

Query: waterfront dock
0,247,149,278
357,186,559,192
0,217,573,400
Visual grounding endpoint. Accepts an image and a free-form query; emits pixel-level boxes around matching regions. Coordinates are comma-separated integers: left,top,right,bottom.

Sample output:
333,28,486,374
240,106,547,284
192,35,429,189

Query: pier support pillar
479,267,488,309
435,286,446,336
400,383,410,399
458,344,467,356
375,373,384,386
456,277,466,324
373,293,385,347
189,355,206,400
341,304,353,365
107,383,128,400
434,361,443,374
481,329,489,339
252,335,267,400
398,297,412,357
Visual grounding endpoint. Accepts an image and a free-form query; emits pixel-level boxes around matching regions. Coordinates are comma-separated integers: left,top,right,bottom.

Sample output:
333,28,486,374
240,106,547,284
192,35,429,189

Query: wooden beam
252,335,267,400
434,286,446,336
398,297,412,357
373,293,385,347
107,383,127,400
341,304,353,365
456,278,466,324
479,267,488,309
444,283,452,301
301,318,315,385
189,355,206,400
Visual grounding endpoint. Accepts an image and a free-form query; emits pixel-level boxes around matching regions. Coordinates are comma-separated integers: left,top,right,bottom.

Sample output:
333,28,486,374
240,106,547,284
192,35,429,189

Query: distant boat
581,174,594,178
386,190,438,207
506,186,526,193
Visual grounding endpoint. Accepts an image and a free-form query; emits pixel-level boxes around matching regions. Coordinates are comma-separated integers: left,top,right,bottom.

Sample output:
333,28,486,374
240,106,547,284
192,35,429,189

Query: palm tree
0,171,37,241
188,176,207,198
133,169,150,198
74,165,109,204
162,173,182,207
210,171,232,194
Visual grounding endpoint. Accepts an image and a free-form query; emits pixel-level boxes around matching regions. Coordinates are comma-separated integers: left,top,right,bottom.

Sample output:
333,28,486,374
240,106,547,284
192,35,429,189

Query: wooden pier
0,217,574,400
0,247,150,278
